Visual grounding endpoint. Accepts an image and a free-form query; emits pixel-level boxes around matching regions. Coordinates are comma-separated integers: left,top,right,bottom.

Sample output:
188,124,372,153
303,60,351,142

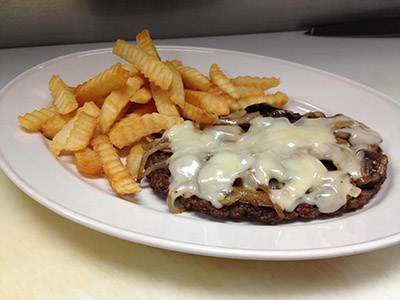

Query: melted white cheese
164,115,382,213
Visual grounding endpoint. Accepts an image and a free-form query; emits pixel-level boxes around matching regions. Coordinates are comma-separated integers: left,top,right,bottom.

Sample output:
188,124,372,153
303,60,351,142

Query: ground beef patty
144,104,388,225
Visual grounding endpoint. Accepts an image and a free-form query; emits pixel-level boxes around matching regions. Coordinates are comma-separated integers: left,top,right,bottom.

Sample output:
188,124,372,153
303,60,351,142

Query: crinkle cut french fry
178,101,218,124
130,85,152,104
91,134,141,194
123,101,158,121
74,62,129,104
235,85,265,98
50,114,78,156
177,65,210,91
121,64,140,76
206,84,239,113
231,76,280,90
113,101,158,131
18,106,60,132
65,111,98,151
18,29,291,200
184,90,229,116
113,39,173,90
226,98,241,112
109,112,183,149
164,61,185,108
166,60,183,69
50,102,100,156
209,63,239,99
136,29,161,60
49,75,78,114
237,91,289,109
99,75,146,133
74,147,104,175
79,101,101,118
118,101,157,126
150,83,180,117
207,84,226,96
41,115,67,140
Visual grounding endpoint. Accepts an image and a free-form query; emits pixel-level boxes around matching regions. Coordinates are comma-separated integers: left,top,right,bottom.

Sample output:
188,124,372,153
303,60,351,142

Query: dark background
1,0,400,48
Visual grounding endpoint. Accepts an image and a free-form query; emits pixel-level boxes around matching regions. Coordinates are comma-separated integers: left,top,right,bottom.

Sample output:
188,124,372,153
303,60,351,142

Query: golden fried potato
74,62,129,105
209,63,239,99
130,84,152,104
65,111,98,151
49,75,78,114
18,106,60,132
109,112,183,149
115,102,158,131
41,115,67,140
127,101,158,118
235,85,265,98
205,84,240,113
178,101,218,124
60,110,77,122
164,61,185,108
237,91,289,109
50,102,100,156
17,28,291,199
113,39,172,90
121,64,140,76
150,83,180,117
184,90,229,116
73,147,104,175
178,65,210,91
91,134,141,194
50,117,77,155
126,74,148,91
231,76,280,90
207,84,228,97
99,75,146,133
166,59,183,68
79,101,101,118
126,138,149,180
226,98,241,112
136,29,161,60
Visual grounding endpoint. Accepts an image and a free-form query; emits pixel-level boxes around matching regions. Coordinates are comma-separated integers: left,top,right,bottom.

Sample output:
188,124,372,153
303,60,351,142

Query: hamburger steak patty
144,104,388,224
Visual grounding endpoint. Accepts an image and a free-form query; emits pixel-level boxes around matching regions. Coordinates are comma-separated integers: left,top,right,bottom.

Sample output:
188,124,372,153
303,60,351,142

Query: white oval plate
0,46,399,260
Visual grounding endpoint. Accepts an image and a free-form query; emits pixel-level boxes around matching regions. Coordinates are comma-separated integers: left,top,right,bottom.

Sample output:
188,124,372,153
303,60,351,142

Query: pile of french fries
18,29,288,195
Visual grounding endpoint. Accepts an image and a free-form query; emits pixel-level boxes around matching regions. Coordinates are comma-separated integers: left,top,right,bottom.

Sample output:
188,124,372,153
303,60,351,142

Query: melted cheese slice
164,115,382,213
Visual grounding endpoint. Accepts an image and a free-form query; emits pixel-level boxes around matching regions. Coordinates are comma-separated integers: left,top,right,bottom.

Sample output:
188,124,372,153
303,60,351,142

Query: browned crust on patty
146,156,386,224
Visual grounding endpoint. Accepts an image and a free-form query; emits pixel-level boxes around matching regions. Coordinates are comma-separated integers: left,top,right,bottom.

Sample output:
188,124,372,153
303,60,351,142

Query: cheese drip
164,115,382,213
